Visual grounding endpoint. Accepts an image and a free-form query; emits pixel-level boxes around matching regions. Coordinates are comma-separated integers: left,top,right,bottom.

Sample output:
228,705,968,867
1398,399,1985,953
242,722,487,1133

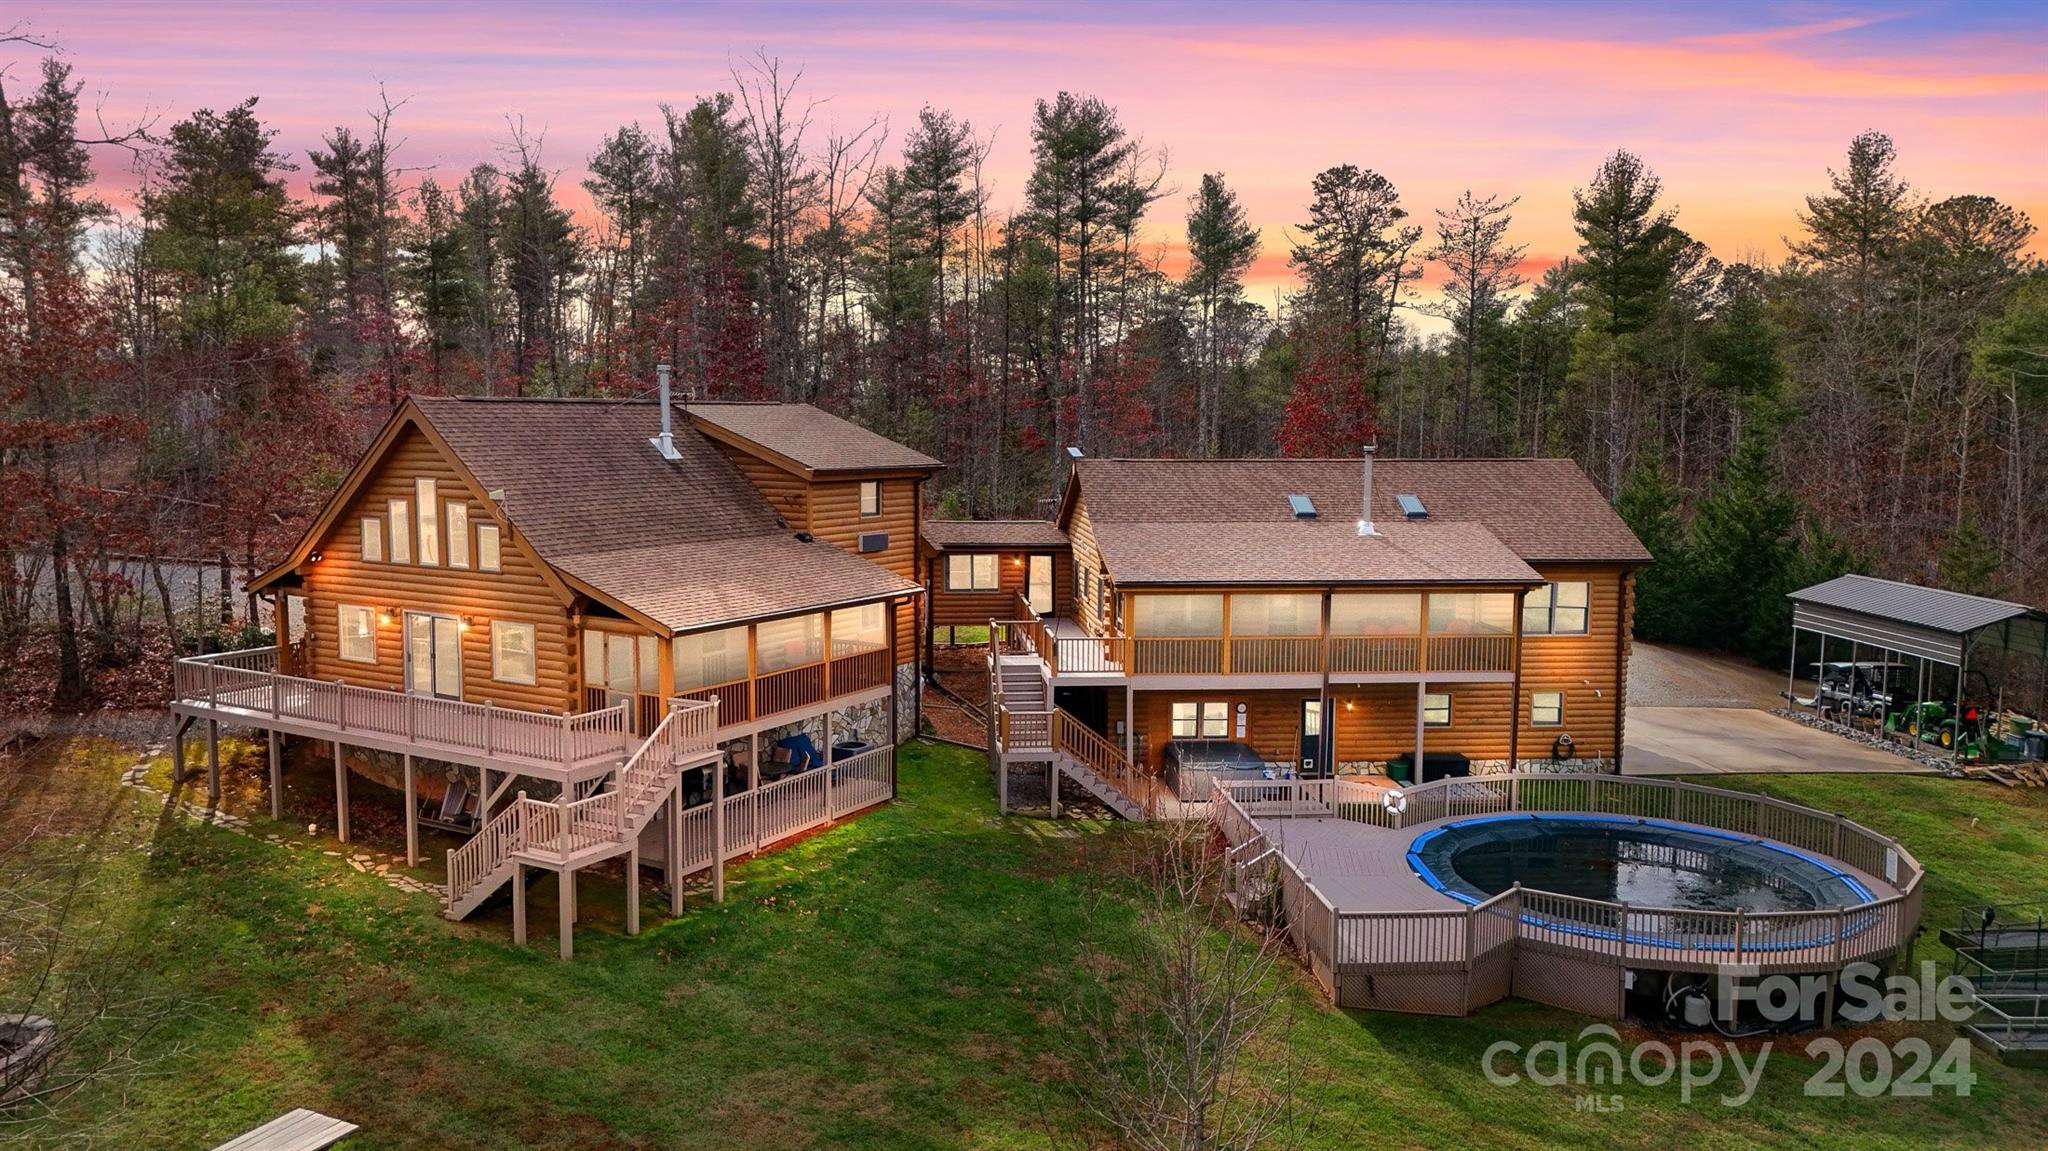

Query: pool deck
1250,810,1899,925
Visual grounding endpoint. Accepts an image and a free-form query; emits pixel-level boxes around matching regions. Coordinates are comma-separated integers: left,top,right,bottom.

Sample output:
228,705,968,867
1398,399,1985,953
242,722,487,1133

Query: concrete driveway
1624,707,1936,776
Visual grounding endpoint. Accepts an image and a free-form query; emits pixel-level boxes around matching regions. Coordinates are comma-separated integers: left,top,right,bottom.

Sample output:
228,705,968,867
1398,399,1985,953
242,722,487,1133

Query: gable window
947,553,999,591
477,523,502,572
387,498,411,563
1170,701,1229,739
1531,691,1564,726
415,479,439,566
492,621,537,685
446,503,470,569
359,516,384,563
337,605,377,664
1522,582,1589,636
859,480,881,517
1422,692,1452,727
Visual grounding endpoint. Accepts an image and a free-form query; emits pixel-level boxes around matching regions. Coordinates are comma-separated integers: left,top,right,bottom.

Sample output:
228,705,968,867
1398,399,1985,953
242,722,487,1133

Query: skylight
1287,494,1317,519
1397,494,1428,519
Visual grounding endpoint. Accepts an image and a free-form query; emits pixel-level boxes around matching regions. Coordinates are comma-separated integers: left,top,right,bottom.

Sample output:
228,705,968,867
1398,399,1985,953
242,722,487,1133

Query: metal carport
1787,574,2048,760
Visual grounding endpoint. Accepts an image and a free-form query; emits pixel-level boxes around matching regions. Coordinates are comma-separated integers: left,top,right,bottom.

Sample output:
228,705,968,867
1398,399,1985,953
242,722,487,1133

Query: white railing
1211,773,1927,1006
175,648,630,775
671,745,896,877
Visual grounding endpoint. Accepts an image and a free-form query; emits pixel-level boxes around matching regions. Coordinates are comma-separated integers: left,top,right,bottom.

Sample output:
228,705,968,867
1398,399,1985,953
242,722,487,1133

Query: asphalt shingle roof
414,397,920,632
1066,456,1648,585
921,520,1071,550
686,402,943,474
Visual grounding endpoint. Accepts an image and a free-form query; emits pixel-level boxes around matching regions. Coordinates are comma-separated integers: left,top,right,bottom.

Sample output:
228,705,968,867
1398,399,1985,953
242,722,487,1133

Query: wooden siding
809,477,919,664
716,443,811,526
1513,564,1627,761
928,548,1073,629
297,426,578,714
1065,495,1106,634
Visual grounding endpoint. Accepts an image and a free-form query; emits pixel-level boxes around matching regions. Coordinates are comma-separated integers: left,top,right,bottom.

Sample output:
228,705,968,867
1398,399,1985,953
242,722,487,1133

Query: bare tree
1060,820,1312,1151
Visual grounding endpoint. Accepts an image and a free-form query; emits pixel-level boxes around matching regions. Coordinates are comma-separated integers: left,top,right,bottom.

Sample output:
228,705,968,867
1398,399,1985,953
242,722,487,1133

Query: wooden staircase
991,646,1151,821
445,698,719,919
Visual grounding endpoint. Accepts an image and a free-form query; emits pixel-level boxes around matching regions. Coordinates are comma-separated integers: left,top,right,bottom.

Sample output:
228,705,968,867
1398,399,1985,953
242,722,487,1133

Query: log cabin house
967,452,1651,819
169,386,939,956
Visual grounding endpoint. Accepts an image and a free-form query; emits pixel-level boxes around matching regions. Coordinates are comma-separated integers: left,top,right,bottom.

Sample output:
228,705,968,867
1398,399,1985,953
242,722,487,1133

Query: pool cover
1409,813,1876,914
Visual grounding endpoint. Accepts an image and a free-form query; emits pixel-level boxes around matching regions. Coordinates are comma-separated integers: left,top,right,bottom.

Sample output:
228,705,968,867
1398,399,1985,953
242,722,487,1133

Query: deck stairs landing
1952,909,2048,1066
445,702,717,919
995,650,1149,821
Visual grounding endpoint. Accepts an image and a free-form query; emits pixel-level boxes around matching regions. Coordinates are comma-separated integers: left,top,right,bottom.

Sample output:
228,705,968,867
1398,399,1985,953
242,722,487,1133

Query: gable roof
921,520,1070,551
1061,457,1647,585
1789,574,2041,635
686,402,943,476
255,397,921,635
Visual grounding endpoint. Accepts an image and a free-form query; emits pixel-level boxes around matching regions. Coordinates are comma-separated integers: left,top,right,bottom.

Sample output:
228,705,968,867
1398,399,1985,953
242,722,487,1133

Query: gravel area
1628,641,1794,710
1770,708,1965,775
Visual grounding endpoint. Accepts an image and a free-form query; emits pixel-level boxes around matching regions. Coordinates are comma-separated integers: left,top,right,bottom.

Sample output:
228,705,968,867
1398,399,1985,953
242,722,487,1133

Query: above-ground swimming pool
1408,812,1876,921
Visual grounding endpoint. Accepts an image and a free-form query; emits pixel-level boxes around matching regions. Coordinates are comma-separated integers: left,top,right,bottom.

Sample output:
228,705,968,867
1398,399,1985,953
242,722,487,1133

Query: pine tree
1422,190,1525,453
1615,451,1692,643
1182,173,1259,455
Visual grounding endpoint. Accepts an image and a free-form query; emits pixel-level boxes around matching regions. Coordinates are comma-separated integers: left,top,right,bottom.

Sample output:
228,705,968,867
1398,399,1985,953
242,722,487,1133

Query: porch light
459,615,475,632
378,608,396,626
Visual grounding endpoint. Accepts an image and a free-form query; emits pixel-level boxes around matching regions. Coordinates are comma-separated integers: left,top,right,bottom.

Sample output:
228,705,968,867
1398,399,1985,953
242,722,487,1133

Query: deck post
712,745,726,904
267,728,282,820
172,721,187,782
205,719,221,808
333,740,350,843
558,869,574,961
1413,681,1427,783
1050,763,1061,819
625,845,640,936
825,710,836,817
667,788,683,915
402,753,419,867
512,864,527,945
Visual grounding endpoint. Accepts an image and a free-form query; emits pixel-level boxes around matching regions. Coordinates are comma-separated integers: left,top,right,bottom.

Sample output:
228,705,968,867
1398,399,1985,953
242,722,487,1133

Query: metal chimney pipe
1357,442,1378,537
650,363,681,460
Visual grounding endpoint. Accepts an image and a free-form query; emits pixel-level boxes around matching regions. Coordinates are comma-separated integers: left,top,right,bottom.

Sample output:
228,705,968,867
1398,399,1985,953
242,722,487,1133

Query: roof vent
1397,494,1428,519
1287,494,1317,520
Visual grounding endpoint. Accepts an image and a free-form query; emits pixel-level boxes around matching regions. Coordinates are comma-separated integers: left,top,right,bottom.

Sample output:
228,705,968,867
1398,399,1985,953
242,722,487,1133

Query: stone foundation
894,662,920,742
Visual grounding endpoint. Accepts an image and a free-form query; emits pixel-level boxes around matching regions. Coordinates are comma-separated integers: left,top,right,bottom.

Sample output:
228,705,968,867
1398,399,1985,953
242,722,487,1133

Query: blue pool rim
1406,812,1879,953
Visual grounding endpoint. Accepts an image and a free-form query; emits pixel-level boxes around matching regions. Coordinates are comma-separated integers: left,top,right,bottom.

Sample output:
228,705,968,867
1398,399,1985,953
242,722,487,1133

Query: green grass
9,738,2048,1149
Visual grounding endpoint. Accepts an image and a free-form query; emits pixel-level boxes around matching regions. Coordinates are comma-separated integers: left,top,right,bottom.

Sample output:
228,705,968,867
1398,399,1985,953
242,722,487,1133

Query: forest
2,41,2043,709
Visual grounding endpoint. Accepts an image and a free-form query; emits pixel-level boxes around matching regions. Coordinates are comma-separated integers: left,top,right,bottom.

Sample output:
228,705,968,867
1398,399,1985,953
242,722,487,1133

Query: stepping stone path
119,742,443,897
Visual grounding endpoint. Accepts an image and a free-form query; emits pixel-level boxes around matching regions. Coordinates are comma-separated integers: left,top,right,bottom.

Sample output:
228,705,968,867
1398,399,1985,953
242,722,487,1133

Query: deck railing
671,745,895,876
992,623,1520,678
174,648,629,775
1212,773,1926,1013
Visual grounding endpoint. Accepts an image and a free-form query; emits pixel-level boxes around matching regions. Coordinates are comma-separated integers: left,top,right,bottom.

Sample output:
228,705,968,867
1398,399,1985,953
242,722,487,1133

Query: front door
405,612,463,699
1027,554,1055,616
1299,698,1327,778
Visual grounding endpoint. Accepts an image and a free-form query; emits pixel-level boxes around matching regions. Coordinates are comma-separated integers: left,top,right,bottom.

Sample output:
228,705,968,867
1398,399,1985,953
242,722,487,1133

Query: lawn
7,731,2048,1149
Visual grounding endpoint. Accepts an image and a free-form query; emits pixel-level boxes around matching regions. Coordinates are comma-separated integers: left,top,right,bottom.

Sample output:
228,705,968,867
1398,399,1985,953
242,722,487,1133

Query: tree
1615,451,1692,644
1686,408,1799,662
1422,190,1524,452
583,122,659,383
1181,173,1259,455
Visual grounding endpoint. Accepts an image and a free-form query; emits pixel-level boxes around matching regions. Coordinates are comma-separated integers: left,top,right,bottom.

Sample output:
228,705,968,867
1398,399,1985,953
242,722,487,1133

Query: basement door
1299,698,1330,779
404,611,463,700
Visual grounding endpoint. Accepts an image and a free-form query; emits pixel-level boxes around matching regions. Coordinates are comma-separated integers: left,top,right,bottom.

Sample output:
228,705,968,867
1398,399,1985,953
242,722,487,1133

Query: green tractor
1886,701,1948,744
1887,700,2007,760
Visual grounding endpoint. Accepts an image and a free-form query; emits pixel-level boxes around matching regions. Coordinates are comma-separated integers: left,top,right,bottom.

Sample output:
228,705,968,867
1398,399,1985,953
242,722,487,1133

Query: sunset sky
19,1,2047,311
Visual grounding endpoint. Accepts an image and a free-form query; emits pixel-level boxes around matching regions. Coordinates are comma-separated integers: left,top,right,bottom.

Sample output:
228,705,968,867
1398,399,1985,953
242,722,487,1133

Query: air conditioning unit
857,531,889,554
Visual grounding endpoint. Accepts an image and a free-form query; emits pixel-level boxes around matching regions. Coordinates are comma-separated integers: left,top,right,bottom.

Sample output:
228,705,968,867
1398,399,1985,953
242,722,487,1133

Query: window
359,516,384,562
859,480,881,517
1330,593,1421,635
756,613,824,673
1228,593,1320,636
1522,581,1589,636
446,503,470,569
675,625,748,690
1426,592,1514,635
414,479,439,565
831,602,888,656
947,553,999,591
1132,594,1224,637
1531,691,1564,726
387,498,411,563
337,605,377,664
1423,692,1452,727
477,523,502,572
1170,701,1229,739
492,621,537,684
